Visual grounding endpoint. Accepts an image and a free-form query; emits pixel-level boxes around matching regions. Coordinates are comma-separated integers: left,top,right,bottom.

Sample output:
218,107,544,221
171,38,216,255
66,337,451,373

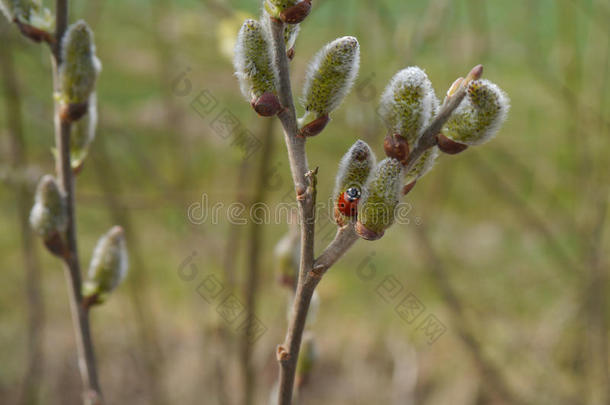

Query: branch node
276,345,290,362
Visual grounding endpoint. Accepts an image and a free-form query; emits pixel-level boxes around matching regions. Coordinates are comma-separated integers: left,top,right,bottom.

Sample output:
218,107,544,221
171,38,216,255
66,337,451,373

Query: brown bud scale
299,114,330,137
280,0,312,24
44,231,68,258
402,180,416,196
436,133,468,154
15,21,55,44
252,92,282,117
355,220,384,241
383,133,410,165
60,101,89,123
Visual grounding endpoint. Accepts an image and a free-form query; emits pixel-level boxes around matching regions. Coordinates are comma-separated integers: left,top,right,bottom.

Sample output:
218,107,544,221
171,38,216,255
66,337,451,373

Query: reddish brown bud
436,133,468,154
355,220,384,241
402,180,417,196
15,21,54,44
280,0,312,24
299,114,330,137
251,92,282,117
60,101,89,123
467,64,484,82
383,133,410,165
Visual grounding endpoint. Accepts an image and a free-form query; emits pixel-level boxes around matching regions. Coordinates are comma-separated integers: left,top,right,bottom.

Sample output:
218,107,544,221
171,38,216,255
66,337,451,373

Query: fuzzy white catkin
301,36,360,116
404,147,439,184
379,67,437,147
233,18,278,101
442,79,510,146
29,175,67,238
59,20,101,105
84,226,128,299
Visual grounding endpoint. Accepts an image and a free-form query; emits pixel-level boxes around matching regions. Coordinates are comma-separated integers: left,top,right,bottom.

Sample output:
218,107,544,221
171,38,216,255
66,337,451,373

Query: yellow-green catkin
0,0,53,30
441,79,510,146
404,147,439,184
234,19,278,103
274,223,300,288
70,92,97,171
380,67,440,183
379,67,437,147
59,20,101,107
83,226,128,304
357,158,403,240
301,36,360,119
29,174,67,239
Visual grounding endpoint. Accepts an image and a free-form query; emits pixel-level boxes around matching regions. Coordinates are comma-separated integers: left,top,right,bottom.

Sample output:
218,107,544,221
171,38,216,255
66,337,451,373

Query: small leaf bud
71,92,97,173
284,22,300,59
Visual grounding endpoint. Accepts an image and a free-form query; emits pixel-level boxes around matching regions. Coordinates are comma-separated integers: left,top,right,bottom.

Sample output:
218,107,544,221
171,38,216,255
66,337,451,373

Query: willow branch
52,0,102,403
269,17,318,405
312,225,359,275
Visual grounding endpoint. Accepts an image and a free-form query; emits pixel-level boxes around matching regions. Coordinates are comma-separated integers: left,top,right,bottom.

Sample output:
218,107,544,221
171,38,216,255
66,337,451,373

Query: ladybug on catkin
336,187,361,217
333,140,375,226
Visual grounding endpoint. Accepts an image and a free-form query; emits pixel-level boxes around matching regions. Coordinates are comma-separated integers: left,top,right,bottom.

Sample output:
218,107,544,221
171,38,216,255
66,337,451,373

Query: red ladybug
336,187,361,217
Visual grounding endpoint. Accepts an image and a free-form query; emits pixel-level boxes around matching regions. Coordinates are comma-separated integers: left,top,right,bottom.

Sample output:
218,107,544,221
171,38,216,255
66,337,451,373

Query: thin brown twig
268,17,317,405
52,0,102,403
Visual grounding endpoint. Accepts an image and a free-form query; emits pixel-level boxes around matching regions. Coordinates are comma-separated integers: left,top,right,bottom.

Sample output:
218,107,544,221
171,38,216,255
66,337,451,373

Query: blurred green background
1,0,609,404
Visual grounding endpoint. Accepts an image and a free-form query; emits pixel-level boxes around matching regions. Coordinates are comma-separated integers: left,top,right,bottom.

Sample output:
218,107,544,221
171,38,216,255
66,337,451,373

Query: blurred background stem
241,118,275,405
90,134,169,405
0,25,45,405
